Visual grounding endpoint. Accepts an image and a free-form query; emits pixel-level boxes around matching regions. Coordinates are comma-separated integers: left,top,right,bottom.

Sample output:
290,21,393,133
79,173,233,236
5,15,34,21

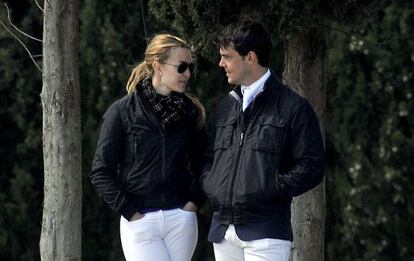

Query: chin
174,87,186,93
228,78,238,85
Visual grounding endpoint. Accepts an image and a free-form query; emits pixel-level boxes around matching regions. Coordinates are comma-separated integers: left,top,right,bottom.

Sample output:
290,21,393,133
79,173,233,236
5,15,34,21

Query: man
201,19,325,261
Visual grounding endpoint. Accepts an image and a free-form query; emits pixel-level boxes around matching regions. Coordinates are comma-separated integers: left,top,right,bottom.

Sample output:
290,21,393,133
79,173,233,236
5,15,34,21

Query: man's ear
247,51,258,64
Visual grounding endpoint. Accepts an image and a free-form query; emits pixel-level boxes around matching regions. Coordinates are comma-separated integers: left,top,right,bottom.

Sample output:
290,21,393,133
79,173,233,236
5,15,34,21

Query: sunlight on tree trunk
39,0,81,260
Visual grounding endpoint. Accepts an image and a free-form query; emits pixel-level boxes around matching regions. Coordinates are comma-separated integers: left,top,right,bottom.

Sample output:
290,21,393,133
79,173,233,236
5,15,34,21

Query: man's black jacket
201,74,325,234
89,87,205,220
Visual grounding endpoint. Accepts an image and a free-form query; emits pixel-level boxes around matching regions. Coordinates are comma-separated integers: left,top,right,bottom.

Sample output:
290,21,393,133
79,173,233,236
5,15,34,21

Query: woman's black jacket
89,88,206,221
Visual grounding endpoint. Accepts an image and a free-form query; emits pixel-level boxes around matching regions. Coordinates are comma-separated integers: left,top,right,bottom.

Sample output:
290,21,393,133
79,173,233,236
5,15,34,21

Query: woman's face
157,47,193,95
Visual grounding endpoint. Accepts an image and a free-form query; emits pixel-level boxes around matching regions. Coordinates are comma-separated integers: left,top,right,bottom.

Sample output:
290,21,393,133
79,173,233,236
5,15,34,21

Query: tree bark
39,0,81,260
283,26,329,261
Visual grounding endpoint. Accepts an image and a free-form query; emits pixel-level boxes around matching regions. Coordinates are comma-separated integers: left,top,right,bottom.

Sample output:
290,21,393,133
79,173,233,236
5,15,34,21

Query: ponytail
126,62,151,94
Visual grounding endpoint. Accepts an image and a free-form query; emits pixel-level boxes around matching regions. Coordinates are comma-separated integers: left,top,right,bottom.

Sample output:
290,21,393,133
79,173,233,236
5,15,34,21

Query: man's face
219,47,251,86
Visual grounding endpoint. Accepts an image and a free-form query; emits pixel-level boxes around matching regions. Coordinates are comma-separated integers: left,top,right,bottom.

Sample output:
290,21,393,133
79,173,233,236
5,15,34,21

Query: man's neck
243,67,269,87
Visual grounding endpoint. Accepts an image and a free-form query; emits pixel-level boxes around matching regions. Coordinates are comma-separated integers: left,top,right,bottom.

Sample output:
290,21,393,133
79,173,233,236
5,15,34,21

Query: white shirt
241,69,271,111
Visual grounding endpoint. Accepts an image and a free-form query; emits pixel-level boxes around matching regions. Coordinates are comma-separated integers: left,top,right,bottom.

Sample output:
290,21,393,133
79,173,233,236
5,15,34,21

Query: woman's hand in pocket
130,212,145,221
181,201,198,212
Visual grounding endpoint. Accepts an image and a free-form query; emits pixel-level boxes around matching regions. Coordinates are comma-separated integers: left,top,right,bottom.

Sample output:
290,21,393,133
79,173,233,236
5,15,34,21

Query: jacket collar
228,70,283,104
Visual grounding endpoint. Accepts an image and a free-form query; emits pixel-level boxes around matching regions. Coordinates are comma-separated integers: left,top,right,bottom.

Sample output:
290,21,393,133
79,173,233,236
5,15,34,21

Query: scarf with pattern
141,77,194,129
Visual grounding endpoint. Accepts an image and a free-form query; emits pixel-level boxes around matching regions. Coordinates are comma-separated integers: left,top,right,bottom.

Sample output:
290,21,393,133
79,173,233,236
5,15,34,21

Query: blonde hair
126,34,205,129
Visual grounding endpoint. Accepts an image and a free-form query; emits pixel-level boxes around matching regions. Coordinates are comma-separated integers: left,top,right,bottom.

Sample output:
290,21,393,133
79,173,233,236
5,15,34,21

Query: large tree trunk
283,25,329,261
39,0,81,260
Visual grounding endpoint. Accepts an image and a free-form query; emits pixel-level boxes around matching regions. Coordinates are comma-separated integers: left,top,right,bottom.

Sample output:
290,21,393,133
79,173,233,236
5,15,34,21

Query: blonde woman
89,34,205,261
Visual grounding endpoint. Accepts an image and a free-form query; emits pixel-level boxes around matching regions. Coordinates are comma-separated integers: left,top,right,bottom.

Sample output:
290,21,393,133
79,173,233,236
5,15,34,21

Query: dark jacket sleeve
277,99,326,198
89,102,137,220
186,125,208,209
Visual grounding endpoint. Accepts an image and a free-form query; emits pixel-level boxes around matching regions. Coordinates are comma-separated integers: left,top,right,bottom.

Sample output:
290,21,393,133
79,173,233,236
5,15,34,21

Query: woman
89,34,206,261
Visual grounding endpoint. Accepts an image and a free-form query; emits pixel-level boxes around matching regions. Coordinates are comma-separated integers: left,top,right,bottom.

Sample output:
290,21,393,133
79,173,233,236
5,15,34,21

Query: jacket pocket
214,117,236,150
253,116,287,153
125,125,161,194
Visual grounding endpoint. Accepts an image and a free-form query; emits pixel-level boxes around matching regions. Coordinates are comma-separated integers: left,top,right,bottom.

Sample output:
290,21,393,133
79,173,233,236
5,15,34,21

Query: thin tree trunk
283,25,329,261
39,0,81,260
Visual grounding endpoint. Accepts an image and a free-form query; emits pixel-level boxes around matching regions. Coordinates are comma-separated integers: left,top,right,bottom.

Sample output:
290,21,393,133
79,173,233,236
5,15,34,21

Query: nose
184,67,191,78
219,57,225,68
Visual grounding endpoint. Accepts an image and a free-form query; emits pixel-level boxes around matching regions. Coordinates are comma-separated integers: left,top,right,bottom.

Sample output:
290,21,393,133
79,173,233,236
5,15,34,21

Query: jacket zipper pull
239,132,244,146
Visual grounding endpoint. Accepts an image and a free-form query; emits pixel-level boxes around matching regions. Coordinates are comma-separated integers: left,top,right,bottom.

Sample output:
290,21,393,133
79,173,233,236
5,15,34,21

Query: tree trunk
282,26,329,261
39,0,81,260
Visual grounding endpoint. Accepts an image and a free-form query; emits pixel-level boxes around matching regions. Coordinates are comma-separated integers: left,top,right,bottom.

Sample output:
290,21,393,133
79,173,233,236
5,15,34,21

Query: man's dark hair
217,19,272,67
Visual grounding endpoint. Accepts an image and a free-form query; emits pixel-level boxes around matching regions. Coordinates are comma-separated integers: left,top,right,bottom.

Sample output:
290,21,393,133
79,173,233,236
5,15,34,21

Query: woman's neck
152,77,171,96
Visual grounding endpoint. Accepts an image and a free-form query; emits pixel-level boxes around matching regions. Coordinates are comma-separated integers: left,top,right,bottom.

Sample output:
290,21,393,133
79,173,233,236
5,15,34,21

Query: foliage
326,0,414,259
0,1,42,260
148,0,382,63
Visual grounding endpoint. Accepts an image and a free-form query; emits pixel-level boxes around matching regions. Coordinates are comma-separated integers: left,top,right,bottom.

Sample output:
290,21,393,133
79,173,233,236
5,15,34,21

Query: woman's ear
153,62,161,75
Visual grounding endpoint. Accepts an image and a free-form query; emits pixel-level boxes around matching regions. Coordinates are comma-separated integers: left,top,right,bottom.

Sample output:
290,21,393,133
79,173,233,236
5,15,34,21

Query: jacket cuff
119,204,137,221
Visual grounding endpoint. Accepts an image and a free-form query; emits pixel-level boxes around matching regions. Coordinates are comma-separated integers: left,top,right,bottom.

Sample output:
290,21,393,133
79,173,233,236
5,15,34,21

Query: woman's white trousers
120,208,198,261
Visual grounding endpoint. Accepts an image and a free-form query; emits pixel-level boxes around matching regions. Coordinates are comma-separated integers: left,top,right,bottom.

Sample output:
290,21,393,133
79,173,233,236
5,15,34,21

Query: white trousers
213,225,291,261
120,208,198,261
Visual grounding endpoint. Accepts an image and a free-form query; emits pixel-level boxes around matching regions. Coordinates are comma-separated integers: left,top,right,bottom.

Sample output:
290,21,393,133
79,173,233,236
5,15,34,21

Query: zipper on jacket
160,130,166,206
227,98,245,223
228,128,244,223
239,132,244,146
226,85,267,223
136,93,167,206
133,136,137,162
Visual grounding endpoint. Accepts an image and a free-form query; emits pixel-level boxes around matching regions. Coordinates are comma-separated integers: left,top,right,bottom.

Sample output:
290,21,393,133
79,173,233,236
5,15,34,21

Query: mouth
178,80,187,85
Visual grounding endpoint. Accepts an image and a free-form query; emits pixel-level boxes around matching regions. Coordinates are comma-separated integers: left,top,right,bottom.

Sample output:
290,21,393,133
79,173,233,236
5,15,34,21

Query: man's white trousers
213,224,291,261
